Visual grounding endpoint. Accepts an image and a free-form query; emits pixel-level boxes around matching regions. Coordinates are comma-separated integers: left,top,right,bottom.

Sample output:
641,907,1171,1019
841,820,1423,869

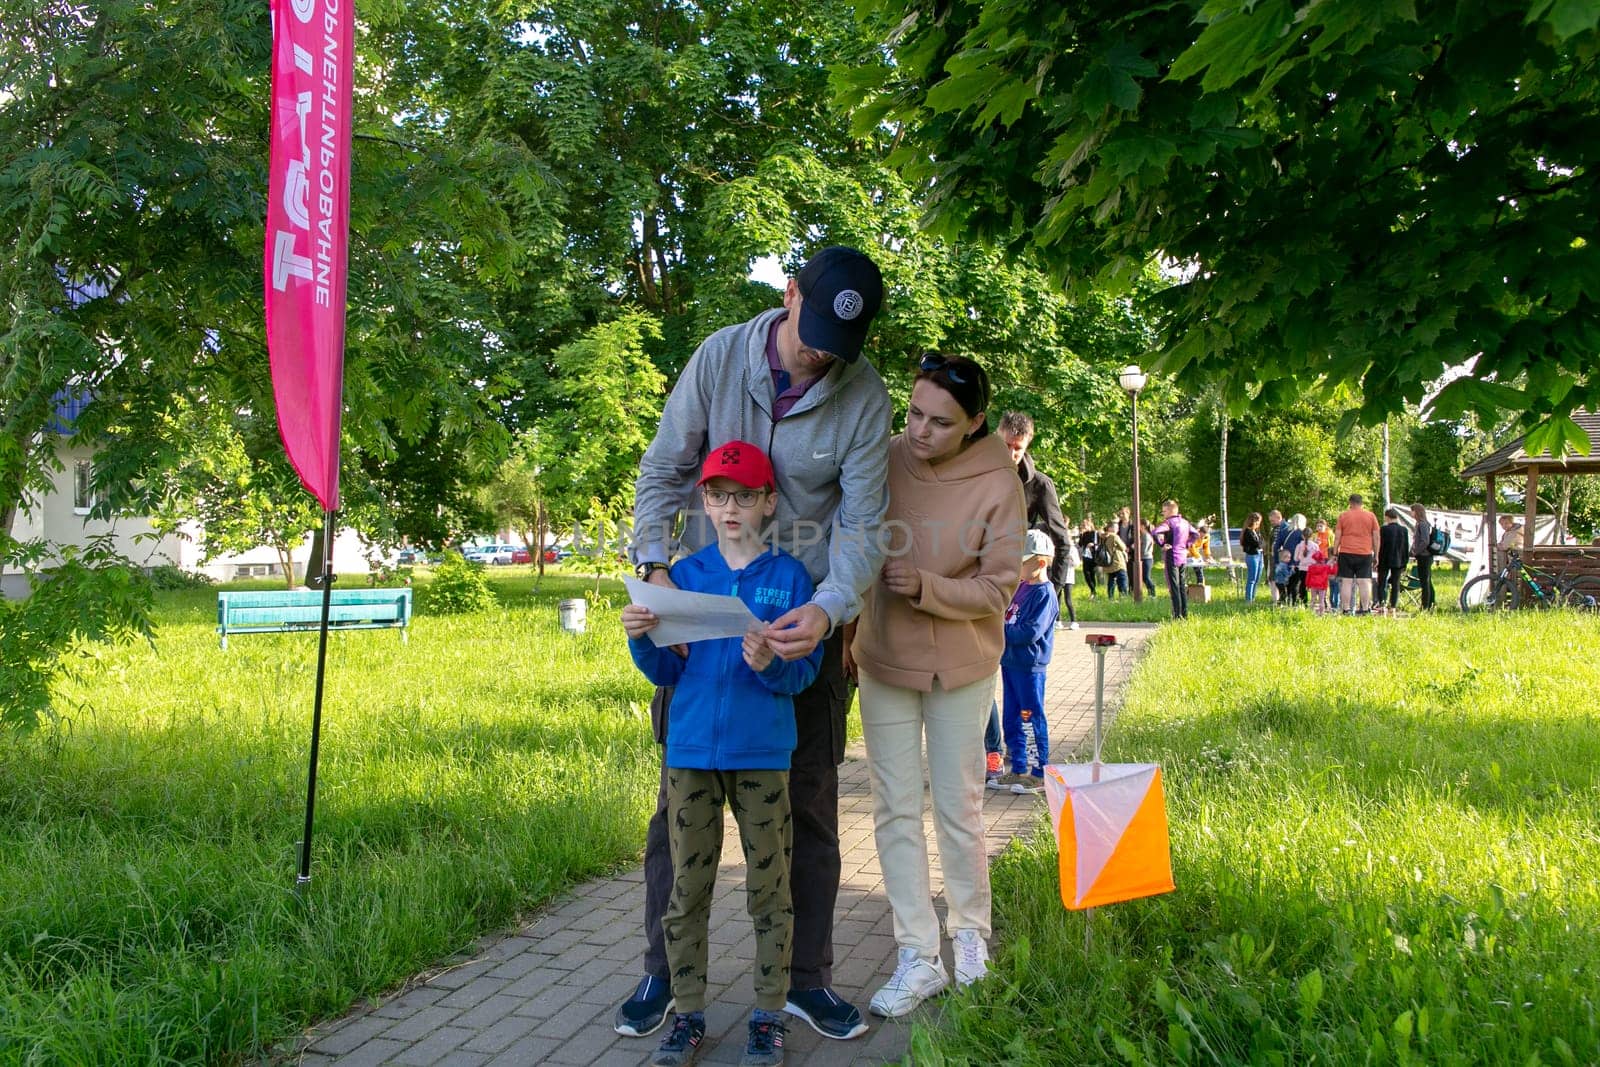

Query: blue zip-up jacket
1000,581,1059,672
628,544,822,771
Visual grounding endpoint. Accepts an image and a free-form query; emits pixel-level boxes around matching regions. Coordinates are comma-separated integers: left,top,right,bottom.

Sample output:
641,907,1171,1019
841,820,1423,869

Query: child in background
998,529,1060,795
623,440,823,1067
1306,550,1336,614
1273,550,1294,601
1190,522,1214,586
1099,520,1130,599
1313,519,1339,610
1292,533,1319,606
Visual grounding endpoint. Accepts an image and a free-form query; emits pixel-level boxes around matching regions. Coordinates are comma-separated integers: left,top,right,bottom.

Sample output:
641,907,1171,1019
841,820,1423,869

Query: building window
73,461,94,514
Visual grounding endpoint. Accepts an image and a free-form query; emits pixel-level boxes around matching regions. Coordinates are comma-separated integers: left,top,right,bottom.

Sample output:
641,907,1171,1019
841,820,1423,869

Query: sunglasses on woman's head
918,352,968,385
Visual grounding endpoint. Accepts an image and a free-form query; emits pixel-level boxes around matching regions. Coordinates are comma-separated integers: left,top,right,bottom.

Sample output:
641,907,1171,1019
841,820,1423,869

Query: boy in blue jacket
623,440,822,1067
997,529,1060,795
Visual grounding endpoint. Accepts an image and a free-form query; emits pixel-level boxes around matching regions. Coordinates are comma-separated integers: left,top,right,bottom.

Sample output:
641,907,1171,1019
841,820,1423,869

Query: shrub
146,565,214,590
420,553,496,614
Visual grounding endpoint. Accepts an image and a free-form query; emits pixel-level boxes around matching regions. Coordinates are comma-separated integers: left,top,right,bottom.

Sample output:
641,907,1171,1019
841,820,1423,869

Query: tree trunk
1381,419,1392,507
280,543,299,590
304,526,326,588
1219,411,1234,563
536,501,547,579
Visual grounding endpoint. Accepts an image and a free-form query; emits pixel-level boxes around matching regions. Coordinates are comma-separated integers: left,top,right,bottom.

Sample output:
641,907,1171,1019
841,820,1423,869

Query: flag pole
297,508,338,891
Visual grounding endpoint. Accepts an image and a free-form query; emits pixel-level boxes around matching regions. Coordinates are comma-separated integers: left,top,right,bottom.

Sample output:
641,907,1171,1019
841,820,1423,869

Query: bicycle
1459,550,1600,612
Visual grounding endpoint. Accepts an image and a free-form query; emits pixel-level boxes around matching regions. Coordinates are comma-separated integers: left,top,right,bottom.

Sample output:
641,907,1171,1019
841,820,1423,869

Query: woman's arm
913,493,1026,621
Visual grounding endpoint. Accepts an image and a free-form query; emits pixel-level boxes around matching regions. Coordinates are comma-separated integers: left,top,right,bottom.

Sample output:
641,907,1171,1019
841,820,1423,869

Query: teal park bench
216,588,413,650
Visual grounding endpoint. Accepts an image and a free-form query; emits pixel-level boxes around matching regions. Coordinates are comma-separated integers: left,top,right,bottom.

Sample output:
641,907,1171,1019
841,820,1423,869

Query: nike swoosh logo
813,451,833,460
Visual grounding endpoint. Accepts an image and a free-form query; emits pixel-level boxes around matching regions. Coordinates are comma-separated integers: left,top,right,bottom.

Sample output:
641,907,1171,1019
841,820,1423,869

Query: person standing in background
1241,512,1264,602
1077,519,1100,599
1333,494,1380,615
1139,518,1157,597
1375,507,1410,614
996,411,1072,623
1410,504,1436,611
1151,500,1197,620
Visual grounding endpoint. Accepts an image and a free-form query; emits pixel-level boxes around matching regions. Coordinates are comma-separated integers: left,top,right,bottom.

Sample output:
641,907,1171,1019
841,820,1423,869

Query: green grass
916,608,1600,1065
0,568,658,1064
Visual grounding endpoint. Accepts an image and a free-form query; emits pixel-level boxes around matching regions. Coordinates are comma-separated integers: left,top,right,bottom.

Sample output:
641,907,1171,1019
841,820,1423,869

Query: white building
2,437,380,599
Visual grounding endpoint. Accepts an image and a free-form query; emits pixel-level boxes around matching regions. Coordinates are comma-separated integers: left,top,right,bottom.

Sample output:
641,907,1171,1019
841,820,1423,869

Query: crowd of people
610,243,1461,1067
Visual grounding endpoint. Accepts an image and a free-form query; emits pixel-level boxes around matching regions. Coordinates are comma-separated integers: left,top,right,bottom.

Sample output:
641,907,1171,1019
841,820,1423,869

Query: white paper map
624,578,761,646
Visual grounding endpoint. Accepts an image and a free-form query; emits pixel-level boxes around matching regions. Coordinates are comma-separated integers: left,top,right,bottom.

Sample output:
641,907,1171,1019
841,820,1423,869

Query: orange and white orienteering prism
1043,762,1175,911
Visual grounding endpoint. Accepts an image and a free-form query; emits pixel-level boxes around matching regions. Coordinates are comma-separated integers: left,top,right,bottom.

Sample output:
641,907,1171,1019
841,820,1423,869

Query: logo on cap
833,290,864,321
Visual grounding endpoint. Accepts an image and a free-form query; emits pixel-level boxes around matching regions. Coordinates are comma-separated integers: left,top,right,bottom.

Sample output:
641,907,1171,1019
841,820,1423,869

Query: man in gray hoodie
617,246,891,1044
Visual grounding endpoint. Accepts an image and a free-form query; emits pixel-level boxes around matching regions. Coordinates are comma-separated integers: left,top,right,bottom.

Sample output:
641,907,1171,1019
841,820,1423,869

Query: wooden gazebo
1459,411,1600,581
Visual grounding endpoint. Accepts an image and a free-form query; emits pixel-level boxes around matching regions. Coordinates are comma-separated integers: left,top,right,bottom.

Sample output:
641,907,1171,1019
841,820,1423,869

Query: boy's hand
882,559,922,599
621,604,660,639
743,630,776,672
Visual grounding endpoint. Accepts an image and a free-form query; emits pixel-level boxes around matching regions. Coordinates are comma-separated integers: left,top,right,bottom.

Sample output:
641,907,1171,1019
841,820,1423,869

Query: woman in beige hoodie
847,353,1026,1018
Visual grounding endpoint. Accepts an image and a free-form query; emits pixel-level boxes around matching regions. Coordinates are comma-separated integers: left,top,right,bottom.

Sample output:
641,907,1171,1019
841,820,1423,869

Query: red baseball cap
698,440,776,490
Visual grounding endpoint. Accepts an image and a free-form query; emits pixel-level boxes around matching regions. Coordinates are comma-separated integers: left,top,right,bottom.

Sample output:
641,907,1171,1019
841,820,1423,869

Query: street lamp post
1119,365,1148,602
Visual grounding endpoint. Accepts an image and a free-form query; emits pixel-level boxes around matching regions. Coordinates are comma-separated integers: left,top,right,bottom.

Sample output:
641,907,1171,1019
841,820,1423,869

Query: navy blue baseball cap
796,246,884,364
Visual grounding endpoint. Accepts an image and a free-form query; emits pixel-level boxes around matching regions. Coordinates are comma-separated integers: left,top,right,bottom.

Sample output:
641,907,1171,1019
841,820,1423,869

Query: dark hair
1246,511,1262,528
998,411,1034,437
1385,507,1400,519
915,353,992,439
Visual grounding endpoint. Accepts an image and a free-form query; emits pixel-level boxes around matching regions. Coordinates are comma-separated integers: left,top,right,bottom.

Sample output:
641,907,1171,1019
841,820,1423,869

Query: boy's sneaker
740,1016,786,1066
869,947,948,1018
952,929,990,986
783,987,867,1040
616,974,675,1036
651,1013,706,1067
998,772,1043,795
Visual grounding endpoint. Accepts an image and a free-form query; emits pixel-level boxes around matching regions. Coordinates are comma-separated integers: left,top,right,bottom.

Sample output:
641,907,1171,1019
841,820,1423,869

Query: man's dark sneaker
783,986,868,1040
740,1016,786,1066
651,1013,706,1067
615,975,675,1037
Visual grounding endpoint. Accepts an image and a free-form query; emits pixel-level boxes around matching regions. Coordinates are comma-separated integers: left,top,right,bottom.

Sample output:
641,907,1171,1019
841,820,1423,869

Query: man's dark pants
1165,558,1189,618
643,631,847,989
1376,562,1404,607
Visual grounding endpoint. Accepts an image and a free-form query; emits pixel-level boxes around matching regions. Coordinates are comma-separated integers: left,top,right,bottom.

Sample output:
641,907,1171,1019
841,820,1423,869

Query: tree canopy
844,0,1600,447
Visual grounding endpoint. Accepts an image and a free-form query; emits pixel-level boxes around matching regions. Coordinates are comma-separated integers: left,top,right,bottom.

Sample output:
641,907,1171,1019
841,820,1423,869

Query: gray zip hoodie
634,308,891,628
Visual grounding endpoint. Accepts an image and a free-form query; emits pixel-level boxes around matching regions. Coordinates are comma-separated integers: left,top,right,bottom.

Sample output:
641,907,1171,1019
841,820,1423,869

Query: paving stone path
293,624,1154,1067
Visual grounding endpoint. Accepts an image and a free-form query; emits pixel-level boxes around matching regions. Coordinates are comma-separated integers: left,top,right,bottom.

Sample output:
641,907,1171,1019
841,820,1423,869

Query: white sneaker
869,947,948,1017
1068,621,1080,630
952,929,989,986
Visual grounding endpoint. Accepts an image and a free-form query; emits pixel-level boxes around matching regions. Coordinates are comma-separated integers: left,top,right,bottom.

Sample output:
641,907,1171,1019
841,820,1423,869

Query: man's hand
742,630,776,672
881,559,923,599
841,620,858,683
765,603,829,661
621,604,659,639
646,566,676,589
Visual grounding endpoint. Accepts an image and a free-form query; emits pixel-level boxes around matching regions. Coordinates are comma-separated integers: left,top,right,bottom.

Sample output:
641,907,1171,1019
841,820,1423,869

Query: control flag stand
1043,633,1176,954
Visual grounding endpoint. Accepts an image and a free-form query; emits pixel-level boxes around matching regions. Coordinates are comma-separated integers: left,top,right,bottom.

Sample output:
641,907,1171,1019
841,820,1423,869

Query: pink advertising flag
265,0,354,512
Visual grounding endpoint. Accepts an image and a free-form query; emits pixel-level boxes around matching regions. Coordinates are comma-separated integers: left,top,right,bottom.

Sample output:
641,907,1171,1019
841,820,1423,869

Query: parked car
462,543,516,564
511,547,532,564
396,549,419,565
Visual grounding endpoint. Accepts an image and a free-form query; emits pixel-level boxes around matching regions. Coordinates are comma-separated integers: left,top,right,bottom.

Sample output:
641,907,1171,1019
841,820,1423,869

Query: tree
148,401,323,588
532,312,667,535
1398,419,1479,509
1,0,519,549
845,0,1600,444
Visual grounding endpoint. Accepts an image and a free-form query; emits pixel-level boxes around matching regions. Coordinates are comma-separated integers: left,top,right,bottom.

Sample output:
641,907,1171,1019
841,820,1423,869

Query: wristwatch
635,561,668,580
